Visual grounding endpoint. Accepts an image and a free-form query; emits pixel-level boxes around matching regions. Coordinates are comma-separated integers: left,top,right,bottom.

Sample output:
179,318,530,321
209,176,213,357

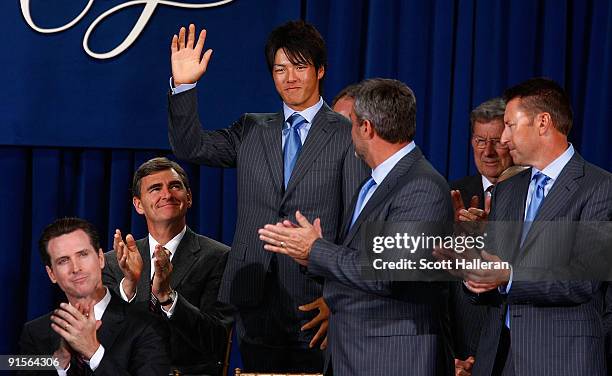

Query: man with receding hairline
461,78,612,376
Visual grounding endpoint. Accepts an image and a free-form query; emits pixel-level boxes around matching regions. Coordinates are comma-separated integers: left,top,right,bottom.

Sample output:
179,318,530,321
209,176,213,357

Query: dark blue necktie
283,113,307,188
349,177,377,229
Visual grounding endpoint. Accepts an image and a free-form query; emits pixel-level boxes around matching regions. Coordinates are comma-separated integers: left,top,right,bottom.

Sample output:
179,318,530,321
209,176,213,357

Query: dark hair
503,77,573,135
470,97,506,133
39,217,100,267
132,157,190,198
332,83,360,106
353,78,416,143
265,20,327,92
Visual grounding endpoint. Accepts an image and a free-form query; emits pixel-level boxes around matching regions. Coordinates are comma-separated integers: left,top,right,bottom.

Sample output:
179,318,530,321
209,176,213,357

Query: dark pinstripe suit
167,89,368,364
308,147,454,376
449,174,488,359
470,152,612,376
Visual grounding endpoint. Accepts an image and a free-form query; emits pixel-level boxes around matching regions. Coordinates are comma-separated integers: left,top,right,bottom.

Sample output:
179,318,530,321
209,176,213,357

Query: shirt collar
94,287,111,321
481,175,495,192
371,141,416,185
283,97,324,124
530,143,575,182
148,226,187,260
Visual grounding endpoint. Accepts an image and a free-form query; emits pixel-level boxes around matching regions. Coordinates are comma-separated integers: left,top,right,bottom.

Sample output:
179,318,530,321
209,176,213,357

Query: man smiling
103,157,231,375
166,21,368,372
20,217,170,375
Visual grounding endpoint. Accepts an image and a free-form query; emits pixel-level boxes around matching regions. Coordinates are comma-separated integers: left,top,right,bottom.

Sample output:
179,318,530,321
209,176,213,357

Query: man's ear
133,196,145,215
317,65,325,80
362,119,376,139
46,265,57,284
186,189,193,208
98,248,105,269
537,112,553,135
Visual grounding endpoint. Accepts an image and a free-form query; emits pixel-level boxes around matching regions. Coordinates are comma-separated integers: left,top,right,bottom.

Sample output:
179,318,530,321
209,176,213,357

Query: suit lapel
343,148,423,245
169,227,199,289
97,294,126,350
281,105,338,204
260,113,285,195
519,154,583,252
136,237,151,302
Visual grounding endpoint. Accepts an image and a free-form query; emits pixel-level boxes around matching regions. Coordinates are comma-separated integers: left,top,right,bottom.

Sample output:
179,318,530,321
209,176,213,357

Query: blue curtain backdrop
2,0,611,371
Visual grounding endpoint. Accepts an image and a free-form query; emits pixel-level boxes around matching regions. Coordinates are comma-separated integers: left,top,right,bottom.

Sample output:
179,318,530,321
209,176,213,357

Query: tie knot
533,172,550,188
287,113,307,130
362,177,377,192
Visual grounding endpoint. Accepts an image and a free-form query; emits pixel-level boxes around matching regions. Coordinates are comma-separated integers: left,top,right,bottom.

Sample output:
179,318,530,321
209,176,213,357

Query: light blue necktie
506,172,551,327
349,177,377,229
520,172,551,246
283,113,307,188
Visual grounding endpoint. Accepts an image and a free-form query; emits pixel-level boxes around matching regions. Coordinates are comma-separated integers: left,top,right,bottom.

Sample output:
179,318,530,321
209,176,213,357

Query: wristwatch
159,290,177,306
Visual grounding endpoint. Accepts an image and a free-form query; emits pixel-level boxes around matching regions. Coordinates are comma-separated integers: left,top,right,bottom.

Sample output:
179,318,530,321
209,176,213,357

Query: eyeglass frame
471,136,509,150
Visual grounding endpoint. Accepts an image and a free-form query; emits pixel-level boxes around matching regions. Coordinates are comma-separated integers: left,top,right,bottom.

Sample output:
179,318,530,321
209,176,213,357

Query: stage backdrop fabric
1,0,611,372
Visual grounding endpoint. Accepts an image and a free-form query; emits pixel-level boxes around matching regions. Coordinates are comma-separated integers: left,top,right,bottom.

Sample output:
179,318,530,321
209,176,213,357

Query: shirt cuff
86,344,105,371
169,77,196,95
119,278,137,302
498,265,513,294
161,291,178,318
55,363,69,376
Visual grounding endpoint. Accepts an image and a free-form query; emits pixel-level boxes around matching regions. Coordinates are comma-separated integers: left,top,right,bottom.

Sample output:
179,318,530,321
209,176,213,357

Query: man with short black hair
20,217,171,375
102,157,231,376
166,20,368,372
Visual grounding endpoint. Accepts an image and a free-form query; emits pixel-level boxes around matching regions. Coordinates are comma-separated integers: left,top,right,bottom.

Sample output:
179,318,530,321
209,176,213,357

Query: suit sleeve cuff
86,344,105,371
161,292,179,318
498,265,513,294
119,278,137,302
169,77,197,95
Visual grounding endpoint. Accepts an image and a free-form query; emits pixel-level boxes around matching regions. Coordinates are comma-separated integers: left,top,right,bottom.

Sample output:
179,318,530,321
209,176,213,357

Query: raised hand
114,229,143,299
171,24,213,86
152,245,173,303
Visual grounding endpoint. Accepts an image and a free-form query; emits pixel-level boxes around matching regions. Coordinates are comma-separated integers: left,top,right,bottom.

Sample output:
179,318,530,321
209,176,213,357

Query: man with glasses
449,98,513,375
451,98,513,222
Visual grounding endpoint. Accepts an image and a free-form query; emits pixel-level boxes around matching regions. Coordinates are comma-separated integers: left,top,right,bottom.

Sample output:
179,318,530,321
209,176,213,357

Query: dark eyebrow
146,183,162,191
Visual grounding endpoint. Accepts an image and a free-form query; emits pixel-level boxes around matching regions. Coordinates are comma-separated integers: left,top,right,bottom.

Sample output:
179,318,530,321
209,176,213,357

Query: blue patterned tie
283,113,307,188
506,172,551,328
349,177,377,229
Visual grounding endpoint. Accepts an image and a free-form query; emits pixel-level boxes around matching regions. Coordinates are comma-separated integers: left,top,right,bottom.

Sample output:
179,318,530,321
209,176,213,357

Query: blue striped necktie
283,113,307,188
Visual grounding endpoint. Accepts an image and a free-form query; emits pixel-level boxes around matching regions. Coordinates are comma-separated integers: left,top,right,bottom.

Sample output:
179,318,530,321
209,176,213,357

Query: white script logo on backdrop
20,0,234,59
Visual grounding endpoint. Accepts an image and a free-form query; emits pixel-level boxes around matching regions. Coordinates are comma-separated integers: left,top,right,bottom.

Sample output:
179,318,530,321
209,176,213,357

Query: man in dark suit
449,97,513,374
456,78,612,375
20,217,170,375
259,78,454,375
451,97,513,222
102,157,231,375
166,21,368,371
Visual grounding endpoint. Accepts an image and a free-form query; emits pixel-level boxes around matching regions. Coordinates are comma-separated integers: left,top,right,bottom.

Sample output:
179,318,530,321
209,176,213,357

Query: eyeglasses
472,136,508,150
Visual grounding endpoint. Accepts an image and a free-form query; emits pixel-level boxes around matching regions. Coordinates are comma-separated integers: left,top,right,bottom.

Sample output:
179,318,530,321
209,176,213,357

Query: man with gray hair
258,78,454,375
451,98,514,222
